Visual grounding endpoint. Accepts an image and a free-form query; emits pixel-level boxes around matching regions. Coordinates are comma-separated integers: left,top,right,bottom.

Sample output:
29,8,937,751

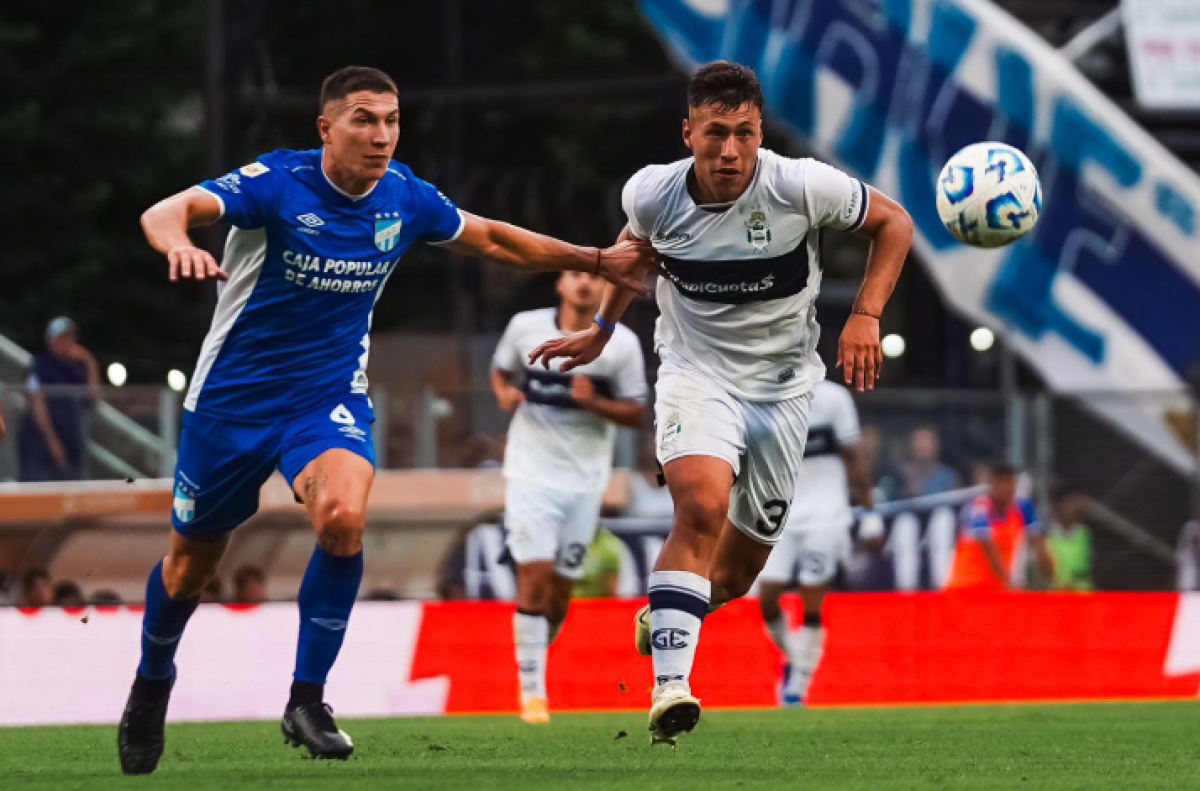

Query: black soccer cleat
282,702,354,760
118,674,175,775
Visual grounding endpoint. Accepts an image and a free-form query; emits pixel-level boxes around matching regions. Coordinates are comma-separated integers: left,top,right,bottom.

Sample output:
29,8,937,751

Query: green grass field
1,703,1198,790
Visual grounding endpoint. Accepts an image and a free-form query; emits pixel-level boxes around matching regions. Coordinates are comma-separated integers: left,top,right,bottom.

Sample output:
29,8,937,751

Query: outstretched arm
526,226,645,371
440,213,653,295
141,188,228,282
839,188,913,392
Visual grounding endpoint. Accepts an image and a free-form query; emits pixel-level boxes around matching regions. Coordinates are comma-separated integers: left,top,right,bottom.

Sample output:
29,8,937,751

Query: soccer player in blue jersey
118,66,654,775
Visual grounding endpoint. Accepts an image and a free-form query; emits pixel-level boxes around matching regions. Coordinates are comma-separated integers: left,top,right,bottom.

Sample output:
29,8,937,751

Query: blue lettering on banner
637,0,1200,378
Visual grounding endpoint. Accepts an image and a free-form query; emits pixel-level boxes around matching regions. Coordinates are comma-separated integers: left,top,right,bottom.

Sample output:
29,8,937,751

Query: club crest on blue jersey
375,212,404,252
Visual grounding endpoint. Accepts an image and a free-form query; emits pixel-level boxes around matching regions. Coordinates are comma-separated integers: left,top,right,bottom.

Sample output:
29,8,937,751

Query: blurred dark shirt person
18,317,100,482
20,569,54,607
232,566,267,605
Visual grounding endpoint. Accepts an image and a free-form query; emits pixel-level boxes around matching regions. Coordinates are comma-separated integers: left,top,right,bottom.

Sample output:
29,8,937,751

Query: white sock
513,612,548,699
647,570,711,692
786,625,826,697
765,614,791,658
796,625,825,665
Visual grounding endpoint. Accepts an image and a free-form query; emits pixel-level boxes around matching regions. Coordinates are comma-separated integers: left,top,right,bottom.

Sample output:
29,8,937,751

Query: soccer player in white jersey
118,66,654,775
757,379,881,706
492,270,648,723
530,61,913,745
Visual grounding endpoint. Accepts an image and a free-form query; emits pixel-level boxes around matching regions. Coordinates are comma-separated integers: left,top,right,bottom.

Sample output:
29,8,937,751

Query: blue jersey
187,148,463,422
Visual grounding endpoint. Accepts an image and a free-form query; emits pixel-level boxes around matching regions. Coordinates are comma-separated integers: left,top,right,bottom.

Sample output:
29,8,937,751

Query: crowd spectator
19,569,54,607
90,589,124,606
945,462,1054,590
573,527,624,599
889,427,961,499
1046,486,1094,591
232,566,266,604
18,317,100,482
53,580,85,607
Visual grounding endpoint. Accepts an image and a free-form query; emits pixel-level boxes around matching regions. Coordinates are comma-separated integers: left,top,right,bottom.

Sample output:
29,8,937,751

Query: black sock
803,610,823,628
288,680,324,709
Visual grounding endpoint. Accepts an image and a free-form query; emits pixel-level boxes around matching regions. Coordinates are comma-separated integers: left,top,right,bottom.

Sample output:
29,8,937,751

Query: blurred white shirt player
491,270,648,724
756,379,881,705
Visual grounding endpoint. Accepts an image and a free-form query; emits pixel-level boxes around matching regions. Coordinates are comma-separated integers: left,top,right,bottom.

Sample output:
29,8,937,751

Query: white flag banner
640,0,1200,473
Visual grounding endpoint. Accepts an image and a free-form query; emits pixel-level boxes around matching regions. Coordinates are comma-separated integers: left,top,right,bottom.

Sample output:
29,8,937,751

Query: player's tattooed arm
838,187,913,392
141,188,228,283
442,213,654,296
527,225,643,372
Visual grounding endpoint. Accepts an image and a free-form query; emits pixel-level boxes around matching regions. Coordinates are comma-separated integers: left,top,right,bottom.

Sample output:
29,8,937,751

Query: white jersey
622,148,869,401
494,308,648,492
785,380,861,533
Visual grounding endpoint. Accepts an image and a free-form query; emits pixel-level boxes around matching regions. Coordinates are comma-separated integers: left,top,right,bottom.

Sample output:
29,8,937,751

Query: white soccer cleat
634,604,652,656
648,682,701,747
519,694,550,725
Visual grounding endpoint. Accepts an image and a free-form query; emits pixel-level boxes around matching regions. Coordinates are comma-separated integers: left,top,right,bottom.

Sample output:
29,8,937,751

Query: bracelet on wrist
851,308,881,320
594,314,616,333
593,248,603,276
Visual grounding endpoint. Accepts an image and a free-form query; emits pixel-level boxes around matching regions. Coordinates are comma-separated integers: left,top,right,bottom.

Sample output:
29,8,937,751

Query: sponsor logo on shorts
652,627,690,650
338,425,367,442
660,411,682,453
777,367,795,384
310,618,348,631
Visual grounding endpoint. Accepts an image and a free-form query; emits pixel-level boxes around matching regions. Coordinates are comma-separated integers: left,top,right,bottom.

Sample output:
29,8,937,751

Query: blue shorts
171,396,375,539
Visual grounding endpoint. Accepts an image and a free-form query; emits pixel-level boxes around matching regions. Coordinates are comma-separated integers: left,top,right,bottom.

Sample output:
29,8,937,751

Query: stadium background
2,0,1200,773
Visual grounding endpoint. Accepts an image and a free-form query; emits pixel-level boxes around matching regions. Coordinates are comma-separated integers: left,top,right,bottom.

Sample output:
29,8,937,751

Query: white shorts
655,355,813,546
504,477,604,579
758,519,852,586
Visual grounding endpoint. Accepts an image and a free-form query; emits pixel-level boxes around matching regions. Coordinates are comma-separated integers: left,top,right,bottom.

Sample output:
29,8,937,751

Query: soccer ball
936,142,1042,248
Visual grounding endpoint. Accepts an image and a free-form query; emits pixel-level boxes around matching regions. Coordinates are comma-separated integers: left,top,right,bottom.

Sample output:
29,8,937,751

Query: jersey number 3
755,499,790,539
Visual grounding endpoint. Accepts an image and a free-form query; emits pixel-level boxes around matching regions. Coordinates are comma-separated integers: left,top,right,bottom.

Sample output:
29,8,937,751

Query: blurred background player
119,65,656,775
946,462,1055,590
492,270,648,724
757,379,882,706
530,61,913,745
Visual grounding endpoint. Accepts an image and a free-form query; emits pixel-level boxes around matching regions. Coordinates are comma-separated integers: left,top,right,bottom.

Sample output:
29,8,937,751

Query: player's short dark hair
687,61,764,113
319,66,399,111
989,461,1019,478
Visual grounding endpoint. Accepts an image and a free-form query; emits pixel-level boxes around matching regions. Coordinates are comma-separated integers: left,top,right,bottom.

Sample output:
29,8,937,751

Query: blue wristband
594,314,616,333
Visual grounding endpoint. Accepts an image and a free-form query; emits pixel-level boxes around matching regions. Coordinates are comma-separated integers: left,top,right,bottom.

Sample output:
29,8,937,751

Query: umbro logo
296,213,325,227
